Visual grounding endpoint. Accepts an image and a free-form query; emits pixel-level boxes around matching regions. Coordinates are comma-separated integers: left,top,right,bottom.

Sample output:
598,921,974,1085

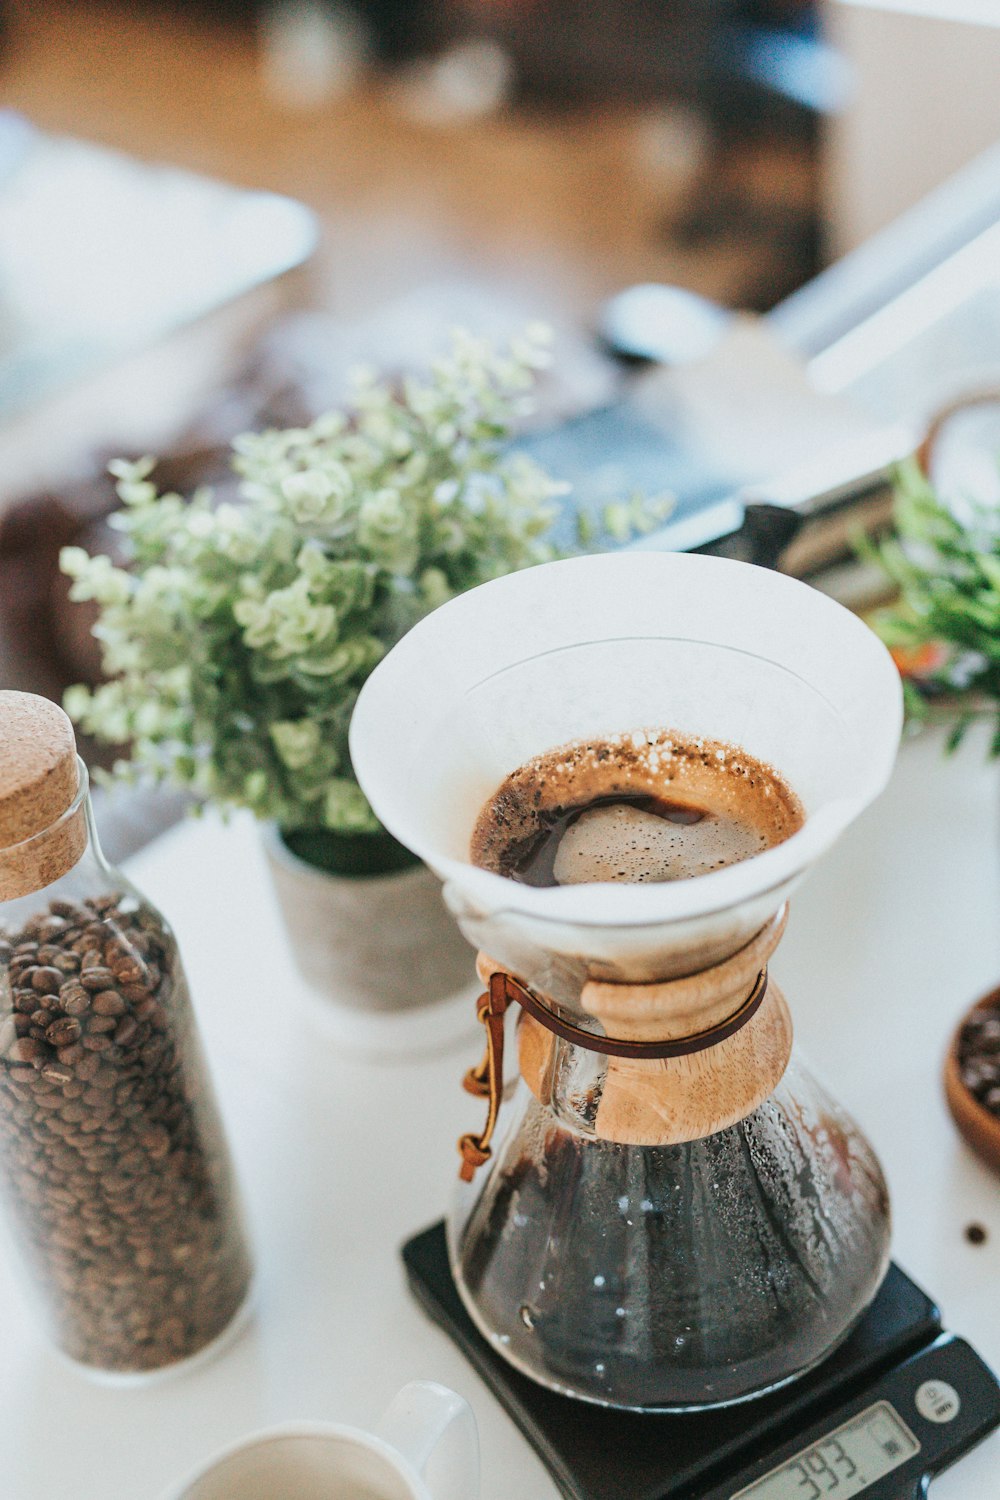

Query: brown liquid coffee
471,728,803,886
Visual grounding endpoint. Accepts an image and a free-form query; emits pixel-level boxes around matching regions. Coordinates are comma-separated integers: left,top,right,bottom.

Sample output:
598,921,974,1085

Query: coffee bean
141,1126,171,1160
40,1063,74,1085
61,985,91,1016
114,1017,138,1047
50,901,88,923
45,1018,81,1048
9,1038,47,1065
115,960,148,985
137,999,166,1029
92,991,126,1018
79,968,115,992
31,968,63,994
34,1092,66,1112
82,1034,112,1052
32,918,66,944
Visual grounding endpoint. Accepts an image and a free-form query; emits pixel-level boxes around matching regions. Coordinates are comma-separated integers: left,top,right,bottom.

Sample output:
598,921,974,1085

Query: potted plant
61,328,660,1041
871,449,1000,1168
869,456,1000,752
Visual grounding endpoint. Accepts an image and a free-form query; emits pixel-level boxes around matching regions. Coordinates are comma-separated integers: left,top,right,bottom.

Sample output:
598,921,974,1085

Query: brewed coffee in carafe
454,1062,888,1409
349,553,903,1413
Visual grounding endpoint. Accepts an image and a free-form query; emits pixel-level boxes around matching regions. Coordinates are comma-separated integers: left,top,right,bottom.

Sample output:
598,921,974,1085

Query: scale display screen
733,1401,921,1499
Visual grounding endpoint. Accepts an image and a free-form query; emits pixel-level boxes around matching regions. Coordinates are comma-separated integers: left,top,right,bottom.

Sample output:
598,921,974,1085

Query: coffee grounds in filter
471,728,804,886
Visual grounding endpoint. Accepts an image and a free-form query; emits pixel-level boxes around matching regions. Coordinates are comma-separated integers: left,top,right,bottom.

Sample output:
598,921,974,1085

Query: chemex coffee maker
353,551,906,1418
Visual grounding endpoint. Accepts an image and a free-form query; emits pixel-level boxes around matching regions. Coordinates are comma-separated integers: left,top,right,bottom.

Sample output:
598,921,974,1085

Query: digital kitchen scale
403,1222,1000,1500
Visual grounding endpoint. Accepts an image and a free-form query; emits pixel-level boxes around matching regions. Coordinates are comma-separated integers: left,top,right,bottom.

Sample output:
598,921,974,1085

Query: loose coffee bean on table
958,1000,1000,1120
0,893,251,1373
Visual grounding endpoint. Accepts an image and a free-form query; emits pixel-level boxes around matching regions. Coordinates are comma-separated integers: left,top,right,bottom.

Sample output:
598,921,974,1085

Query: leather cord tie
458,973,511,1182
457,966,768,1180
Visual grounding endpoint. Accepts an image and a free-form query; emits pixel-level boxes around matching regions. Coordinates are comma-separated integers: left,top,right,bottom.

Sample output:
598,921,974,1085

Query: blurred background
1,0,1000,853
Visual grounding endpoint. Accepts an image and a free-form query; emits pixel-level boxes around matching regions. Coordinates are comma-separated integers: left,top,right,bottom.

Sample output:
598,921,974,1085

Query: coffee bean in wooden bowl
944,986,1000,1177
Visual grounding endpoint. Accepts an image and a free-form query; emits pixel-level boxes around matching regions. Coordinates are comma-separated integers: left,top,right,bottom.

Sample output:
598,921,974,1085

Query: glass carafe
446,915,890,1410
350,551,903,1412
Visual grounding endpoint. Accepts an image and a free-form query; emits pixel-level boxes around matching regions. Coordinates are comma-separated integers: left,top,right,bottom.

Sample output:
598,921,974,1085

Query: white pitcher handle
376,1381,480,1500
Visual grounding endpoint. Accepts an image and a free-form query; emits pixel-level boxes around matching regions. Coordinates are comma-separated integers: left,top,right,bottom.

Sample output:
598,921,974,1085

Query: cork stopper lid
0,692,87,902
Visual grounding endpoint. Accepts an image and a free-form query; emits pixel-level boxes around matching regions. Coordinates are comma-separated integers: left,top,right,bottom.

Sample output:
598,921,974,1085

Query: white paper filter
350,553,902,990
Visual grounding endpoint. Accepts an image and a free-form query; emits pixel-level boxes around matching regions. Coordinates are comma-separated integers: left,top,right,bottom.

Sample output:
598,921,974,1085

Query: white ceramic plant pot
261,824,478,1056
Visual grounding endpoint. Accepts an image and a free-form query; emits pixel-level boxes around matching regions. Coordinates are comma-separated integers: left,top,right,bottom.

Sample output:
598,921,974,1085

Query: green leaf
945,714,973,753
64,326,679,831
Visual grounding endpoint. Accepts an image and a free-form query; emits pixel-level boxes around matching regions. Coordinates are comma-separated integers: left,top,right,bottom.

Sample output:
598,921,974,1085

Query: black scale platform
403,1222,1000,1500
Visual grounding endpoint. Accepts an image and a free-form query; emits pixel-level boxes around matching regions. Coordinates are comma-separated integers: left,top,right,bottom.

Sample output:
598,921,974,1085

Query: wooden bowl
944,986,1000,1176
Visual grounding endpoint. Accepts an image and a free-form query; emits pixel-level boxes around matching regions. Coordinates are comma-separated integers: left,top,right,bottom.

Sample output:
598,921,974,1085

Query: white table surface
0,726,998,1499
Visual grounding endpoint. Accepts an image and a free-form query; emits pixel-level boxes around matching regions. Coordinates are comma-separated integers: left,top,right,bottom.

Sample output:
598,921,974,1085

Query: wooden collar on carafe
479,906,792,1148
0,693,88,902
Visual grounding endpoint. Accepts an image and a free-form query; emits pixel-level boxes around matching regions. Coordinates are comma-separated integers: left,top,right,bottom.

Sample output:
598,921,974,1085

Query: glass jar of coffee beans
0,692,252,1376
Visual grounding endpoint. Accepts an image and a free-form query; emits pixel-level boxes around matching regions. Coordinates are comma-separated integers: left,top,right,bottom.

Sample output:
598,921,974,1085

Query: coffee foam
551,802,770,885
471,727,804,883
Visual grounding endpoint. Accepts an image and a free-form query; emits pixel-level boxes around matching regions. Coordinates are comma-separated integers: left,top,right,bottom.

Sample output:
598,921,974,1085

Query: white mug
161,1382,479,1500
